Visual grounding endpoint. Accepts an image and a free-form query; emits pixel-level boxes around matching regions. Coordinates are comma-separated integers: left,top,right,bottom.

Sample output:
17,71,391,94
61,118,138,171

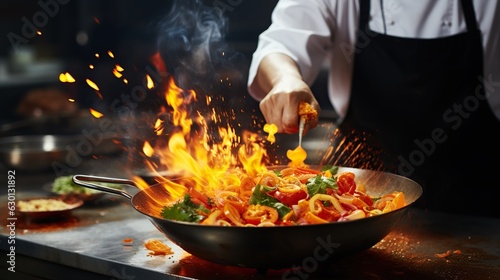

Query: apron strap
460,0,478,31
359,0,371,30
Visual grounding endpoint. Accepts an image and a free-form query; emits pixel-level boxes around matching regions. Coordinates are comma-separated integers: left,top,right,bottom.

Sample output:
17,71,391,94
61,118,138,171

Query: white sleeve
247,0,335,100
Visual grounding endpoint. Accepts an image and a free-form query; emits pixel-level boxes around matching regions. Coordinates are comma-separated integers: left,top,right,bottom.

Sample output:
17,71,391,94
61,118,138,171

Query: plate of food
51,175,123,202
16,196,84,222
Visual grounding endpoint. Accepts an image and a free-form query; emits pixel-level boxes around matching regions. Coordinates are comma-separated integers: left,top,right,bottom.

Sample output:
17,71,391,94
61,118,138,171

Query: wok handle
72,175,137,200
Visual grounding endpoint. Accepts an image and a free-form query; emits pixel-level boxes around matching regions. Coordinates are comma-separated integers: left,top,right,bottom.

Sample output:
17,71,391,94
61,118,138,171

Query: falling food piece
263,123,278,144
122,238,133,246
286,146,307,167
286,102,318,167
144,239,174,256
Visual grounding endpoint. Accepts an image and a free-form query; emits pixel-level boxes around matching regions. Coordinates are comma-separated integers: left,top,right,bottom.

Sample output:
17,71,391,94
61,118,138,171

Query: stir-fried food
298,101,318,121
160,166,406,226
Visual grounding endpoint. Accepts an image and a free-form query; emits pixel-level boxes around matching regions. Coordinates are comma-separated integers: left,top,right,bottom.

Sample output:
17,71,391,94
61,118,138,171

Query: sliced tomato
272,189,307,206
337,172,356,194
354,191,374,206
242,205,279,225
316,202,341,222
188,187,211,208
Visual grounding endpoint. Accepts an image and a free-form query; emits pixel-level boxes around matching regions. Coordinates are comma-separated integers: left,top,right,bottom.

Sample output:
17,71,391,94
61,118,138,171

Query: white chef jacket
247,0,500,121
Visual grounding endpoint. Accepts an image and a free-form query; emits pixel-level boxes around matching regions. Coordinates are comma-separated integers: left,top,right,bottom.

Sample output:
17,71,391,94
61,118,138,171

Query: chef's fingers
259,91,319,134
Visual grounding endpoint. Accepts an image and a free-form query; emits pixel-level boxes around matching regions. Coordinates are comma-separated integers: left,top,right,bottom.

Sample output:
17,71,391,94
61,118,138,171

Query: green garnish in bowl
51,175,122,197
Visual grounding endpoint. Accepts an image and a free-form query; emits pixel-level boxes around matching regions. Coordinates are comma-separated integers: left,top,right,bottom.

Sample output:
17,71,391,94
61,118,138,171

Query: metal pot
73,166,422,269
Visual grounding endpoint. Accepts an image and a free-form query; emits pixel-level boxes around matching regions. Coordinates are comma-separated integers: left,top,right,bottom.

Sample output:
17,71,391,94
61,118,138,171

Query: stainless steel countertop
1,154,500,280
2,190,500,280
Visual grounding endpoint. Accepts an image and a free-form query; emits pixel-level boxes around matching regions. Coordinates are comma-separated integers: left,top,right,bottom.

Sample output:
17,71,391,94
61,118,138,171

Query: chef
248,0,500,217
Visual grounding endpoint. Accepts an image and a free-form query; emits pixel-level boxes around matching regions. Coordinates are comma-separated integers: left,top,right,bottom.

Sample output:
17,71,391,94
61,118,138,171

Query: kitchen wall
0,0,333,125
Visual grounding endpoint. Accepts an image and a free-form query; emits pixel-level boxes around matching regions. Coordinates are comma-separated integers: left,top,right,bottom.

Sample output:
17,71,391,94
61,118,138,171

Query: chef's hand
254,53,320,134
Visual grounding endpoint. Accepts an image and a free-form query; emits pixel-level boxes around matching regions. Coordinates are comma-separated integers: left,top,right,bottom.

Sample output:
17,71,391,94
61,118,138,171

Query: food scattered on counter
160,165,406,226
435,249,461,258
144,239,174,256
122,238,134,246
18,198,79,212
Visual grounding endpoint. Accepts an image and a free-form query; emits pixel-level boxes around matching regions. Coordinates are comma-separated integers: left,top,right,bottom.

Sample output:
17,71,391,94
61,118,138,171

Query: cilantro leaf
160,194,209,223
321,165,339,175
249,185,291,218
306,175,337,197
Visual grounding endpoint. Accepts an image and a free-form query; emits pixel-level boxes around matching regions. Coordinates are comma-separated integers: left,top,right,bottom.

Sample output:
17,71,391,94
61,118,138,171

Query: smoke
157,0,240,89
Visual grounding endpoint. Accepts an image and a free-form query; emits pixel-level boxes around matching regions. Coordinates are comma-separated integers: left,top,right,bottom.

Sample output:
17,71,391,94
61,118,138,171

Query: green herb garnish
306,175,337,197
160,194,210,223
249,185,291,218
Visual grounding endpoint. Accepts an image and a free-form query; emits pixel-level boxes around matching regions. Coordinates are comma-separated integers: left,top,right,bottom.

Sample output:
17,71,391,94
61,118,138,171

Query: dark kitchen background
0,0,334,126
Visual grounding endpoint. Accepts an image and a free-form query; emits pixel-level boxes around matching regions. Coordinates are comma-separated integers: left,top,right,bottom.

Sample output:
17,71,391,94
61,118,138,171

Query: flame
137,77,270,202
68,98,75,103
150,51,167,73
89,108,104,119
59,72,75,83
143,141,154,157
108,50,115,58
113,68,123,78
146,74,154,89
86,79,100,91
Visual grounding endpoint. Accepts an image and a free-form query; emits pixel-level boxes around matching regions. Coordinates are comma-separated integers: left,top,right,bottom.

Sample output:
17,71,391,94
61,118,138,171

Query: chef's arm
253,53,320,134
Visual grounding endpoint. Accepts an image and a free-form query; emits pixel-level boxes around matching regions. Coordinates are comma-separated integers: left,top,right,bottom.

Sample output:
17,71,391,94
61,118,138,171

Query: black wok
73,167,422,269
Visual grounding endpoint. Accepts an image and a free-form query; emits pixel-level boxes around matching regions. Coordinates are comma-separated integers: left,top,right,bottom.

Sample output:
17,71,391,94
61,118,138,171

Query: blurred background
0,0,284,121
0,0,334,174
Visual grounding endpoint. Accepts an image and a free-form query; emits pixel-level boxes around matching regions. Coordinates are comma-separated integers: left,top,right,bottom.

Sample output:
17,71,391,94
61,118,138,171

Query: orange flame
89,108,104,119
138,77,270,202
59,72,75,83
146,74,154,89
143,141,154,157
112,68,123,78
86,79,100,91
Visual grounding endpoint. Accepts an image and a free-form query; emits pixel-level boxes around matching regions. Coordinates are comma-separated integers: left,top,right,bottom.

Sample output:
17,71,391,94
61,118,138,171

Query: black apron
334,0,500,217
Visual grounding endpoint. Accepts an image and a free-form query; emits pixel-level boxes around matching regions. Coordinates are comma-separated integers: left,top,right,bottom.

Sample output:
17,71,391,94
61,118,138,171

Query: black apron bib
334,0,500,217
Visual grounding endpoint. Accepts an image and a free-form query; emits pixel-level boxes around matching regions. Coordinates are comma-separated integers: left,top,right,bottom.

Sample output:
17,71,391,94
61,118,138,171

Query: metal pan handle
72,175,137,200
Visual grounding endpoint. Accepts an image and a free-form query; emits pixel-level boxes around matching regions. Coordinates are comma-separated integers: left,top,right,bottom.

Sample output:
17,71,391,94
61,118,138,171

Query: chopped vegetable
159,167,406,226
160,194,210,223
249,184,291,218
144,239,173,256
306,175,337,197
